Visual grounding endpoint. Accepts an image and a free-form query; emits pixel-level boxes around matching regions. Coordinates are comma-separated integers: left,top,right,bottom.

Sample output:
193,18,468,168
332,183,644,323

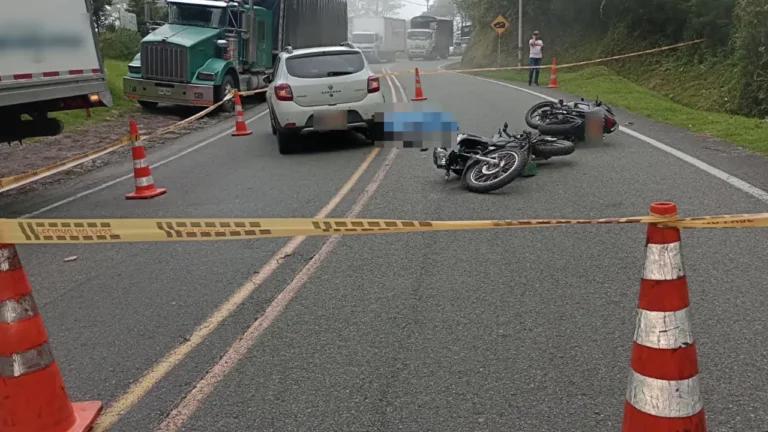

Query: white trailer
0,0,113,144
351,16,406,63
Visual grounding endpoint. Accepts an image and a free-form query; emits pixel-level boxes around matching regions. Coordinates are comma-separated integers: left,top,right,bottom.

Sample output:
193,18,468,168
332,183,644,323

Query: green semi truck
123,0,348,112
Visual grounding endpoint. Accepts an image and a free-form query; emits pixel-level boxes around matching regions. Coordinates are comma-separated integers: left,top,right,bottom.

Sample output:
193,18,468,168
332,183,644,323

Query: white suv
265,43,386,154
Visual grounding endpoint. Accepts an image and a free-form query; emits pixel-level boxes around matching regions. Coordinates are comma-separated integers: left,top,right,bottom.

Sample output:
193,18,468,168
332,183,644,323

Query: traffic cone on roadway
0,243,103,432
622,202,707,431
411,68,428,101
547,58,559,89
125,120,167,200
232,91,252,136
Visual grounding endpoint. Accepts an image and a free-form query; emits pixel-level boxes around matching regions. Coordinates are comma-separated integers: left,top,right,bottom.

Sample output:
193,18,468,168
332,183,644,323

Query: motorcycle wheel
525,101,558,129
532,139,576,158
538,119,583,137
461,147,527,194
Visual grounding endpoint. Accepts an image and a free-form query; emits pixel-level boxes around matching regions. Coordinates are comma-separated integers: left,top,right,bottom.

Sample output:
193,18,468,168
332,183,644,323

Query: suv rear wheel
269,111,277,135
277,129,298,154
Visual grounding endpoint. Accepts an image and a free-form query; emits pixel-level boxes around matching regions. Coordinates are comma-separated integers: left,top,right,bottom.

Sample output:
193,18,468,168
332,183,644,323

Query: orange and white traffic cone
232,91,252,136
125,120,167,200
547,57,559,89
622,202,707,431
411,68,428,101
0,243,103,432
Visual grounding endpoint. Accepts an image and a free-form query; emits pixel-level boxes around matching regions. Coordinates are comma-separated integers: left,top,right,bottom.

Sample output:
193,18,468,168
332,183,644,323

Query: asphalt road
2,57,768,432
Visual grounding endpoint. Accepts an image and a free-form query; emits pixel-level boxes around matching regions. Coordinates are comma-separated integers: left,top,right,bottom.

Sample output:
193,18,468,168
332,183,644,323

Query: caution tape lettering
0,212,766,245
155,221,272,239
17,221,121,242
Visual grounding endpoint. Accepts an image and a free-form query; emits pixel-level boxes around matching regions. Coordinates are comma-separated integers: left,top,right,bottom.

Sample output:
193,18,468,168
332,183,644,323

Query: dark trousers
529,57,542,85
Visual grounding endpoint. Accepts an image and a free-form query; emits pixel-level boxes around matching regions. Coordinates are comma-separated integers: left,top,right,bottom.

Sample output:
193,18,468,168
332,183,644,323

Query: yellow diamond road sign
491,15,509,35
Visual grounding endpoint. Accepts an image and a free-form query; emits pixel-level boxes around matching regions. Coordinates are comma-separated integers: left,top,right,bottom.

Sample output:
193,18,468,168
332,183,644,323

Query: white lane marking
20,110,270,218
390,68,408,101
154,146,400,432
437,62,768,205
383,67,398,101
153,71,405,432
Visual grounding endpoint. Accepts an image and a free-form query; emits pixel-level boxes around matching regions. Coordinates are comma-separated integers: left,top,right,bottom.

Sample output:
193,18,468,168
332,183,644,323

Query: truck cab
407,14,452,60
351,31,380,62
124,0,274,112
406,29,435,60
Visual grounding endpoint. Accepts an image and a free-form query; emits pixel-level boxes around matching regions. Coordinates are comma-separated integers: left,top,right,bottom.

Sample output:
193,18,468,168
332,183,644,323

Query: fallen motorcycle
524,97,619,142
432,123,575,193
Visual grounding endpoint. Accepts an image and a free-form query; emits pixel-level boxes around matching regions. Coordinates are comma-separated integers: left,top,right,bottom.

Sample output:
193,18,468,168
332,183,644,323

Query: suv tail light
367,76,380,93
275,83,294,102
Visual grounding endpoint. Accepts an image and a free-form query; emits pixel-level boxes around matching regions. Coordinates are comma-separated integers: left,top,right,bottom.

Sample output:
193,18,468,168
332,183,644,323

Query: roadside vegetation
455,0,768,154
50,29,142,132
472,66,768,155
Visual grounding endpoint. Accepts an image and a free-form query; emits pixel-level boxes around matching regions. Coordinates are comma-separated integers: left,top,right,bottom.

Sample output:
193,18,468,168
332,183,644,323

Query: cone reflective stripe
622,202,707,431
0,244,102,432
547,57,559,88
232,91,252,136
126,120,167,200
411,68,427,101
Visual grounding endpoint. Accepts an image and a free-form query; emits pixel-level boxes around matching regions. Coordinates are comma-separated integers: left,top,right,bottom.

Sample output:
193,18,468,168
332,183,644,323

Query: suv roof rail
339,41,355,49
282,45,293,54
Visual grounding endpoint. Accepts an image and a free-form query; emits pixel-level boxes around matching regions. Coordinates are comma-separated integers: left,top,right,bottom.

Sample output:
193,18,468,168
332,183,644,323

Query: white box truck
0,0,113,144
351,17,407,63
407,14,453,60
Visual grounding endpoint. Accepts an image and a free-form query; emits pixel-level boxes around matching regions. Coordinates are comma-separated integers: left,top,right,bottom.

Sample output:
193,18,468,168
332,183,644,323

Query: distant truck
350,17,406,63
123,0,348,112
456,23,473,56
0,0,113,144
407,14,453,60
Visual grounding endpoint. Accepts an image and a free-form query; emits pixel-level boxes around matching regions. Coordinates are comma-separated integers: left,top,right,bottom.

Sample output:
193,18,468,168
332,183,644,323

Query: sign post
491,15,510,68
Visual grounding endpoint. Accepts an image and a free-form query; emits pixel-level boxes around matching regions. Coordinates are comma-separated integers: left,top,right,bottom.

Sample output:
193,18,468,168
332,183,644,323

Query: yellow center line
92,146,381,431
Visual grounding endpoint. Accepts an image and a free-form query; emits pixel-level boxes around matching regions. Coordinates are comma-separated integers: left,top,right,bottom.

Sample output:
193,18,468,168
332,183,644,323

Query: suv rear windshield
286,51,365,79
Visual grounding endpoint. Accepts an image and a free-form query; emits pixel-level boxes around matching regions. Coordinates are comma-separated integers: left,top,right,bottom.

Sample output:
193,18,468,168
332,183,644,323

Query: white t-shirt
529,39,544,58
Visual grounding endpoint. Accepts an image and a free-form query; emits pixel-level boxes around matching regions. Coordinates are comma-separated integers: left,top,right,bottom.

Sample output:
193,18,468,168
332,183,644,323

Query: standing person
528,30,544,86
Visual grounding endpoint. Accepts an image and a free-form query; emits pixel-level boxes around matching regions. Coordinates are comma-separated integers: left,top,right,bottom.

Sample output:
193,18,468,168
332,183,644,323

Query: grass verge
50,59,136,131
471,66,768,156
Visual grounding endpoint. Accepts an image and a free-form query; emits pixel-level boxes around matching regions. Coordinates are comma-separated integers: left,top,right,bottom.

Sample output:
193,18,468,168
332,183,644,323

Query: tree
427,0,456,19
348,0,403,18
126,0,166,35
92,0,113,34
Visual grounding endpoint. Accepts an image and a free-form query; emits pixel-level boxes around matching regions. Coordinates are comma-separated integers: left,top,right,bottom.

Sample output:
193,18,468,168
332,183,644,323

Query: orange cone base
411,96,427,101
622,401,707,432
67,401,103,432
125,187,167,200
232,128,252,137
547,83,558,89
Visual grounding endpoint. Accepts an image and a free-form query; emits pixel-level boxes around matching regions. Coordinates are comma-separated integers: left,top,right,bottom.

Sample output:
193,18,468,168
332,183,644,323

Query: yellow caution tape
661,213,768,229
376,39,705,78
0,89,266,193
0,135,133,193
2,212,767,245
143,92,233,139
240,89,268,97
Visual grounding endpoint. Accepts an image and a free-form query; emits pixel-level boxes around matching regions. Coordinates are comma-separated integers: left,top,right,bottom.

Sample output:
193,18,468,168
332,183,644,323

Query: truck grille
141,42,188,83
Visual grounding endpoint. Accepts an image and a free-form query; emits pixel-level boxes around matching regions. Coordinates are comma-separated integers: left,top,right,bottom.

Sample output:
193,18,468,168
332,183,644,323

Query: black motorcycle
432,123,575,193
524,97,619,141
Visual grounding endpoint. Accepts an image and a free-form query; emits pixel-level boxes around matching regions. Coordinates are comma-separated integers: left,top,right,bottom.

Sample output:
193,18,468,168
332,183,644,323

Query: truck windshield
351,33,375,44
407,30,432,41
168,4,228,28
286,51,365,79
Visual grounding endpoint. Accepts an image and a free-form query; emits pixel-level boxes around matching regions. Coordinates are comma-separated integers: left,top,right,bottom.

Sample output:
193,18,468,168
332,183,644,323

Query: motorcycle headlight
433,148,448,167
